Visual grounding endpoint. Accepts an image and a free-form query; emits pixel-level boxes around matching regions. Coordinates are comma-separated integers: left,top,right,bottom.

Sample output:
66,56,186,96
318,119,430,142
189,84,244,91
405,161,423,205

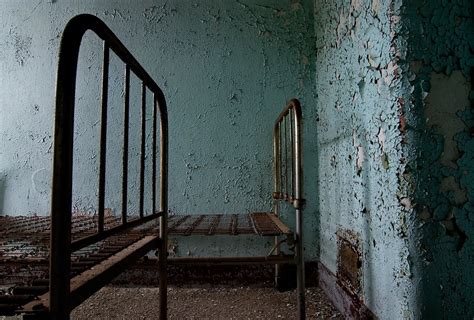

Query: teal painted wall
399,0,474,318
0,1,319,259
313,1,416,318
314,0,473,318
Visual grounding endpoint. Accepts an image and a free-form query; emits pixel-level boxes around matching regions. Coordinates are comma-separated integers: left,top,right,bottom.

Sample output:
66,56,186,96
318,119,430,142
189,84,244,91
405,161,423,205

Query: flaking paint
314,0,473,318
400,0,474,318
313,0,415,318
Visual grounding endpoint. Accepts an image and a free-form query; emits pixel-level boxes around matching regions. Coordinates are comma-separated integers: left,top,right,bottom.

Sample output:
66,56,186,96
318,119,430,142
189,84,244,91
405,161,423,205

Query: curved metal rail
49,14,168,319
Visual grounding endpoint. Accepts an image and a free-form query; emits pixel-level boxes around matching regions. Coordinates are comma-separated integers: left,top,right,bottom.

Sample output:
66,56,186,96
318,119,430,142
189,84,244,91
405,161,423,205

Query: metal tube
284,116,288,199
273,122,281,208
97,42,109,233
288,110,295,201
292,100,305,320
279,122,283,199
273,120,281,288
121,65,130,224
167,255,295,265
296,208,305,320
139,82,146,218
152,95,157,216
156,94,169,320
49,16,84,320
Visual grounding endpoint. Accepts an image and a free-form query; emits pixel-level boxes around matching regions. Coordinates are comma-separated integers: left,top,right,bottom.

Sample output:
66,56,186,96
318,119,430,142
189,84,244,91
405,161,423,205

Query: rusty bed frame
0,14,306,319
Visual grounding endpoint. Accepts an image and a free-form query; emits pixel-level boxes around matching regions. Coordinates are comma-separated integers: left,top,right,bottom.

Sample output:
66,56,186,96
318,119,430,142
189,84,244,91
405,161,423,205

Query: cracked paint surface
0,1,318,259
315,0,473,318
399,0,474,318
314,0,416,318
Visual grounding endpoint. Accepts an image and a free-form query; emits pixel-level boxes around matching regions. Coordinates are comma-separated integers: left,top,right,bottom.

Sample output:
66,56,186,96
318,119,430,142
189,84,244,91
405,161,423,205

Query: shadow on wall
411,67,474,318
403,0,474,317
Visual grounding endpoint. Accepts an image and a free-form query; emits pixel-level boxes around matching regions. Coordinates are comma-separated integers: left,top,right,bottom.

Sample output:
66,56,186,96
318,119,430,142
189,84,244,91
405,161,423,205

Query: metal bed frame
0,14,306,320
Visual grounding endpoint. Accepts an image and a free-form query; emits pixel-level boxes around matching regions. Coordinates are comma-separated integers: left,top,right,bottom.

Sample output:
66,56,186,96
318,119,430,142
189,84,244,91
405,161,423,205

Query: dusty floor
71,286,342,320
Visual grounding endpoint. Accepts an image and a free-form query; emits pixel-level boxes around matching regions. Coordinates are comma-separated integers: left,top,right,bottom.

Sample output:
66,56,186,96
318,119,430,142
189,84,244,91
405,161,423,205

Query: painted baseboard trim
318,262,377,320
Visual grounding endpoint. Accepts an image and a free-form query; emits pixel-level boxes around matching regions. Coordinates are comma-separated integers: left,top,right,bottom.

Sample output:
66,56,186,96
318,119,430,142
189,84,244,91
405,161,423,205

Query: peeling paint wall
315,0,473,318
0,1,318,258
313,0,416,318
399,0,474,318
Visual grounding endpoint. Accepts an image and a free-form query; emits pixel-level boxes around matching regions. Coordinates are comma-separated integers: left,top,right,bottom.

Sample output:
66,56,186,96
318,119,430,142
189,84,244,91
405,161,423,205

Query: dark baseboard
318,262,377,320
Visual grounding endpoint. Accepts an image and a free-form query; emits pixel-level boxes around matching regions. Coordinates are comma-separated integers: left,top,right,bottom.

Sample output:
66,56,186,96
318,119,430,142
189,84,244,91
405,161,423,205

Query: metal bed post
292,100,305,320
156,93,169,320
49,17,84,319
97,43,109,233
122,65,131,225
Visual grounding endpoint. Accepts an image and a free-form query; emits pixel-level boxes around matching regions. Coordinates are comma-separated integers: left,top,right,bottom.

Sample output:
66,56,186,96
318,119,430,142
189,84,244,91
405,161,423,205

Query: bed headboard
273,98,304,212
49,14,168,316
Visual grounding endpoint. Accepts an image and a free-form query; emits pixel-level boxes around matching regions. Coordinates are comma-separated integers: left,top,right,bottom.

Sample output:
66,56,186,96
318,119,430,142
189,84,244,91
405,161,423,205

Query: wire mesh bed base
0,212,293,316
0,213,158,316
168,212,291,236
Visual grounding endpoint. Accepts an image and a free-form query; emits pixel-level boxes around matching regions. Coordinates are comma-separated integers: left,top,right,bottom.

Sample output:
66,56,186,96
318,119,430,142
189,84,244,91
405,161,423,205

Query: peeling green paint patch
314,0,414,318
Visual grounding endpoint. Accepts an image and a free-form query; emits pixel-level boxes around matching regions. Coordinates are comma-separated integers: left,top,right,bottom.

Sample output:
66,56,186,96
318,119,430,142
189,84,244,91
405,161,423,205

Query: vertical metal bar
292,102,305,320
284,116,288,199
152,95,157,216
273,123,281,214
50,100,73,319
139,82,146,218
121,64,130,224
296,207,305,320
156,94,169,320
279,122,283,199
97,42,109,233
273,120,281,288
48,18,86,319
288,108,295,202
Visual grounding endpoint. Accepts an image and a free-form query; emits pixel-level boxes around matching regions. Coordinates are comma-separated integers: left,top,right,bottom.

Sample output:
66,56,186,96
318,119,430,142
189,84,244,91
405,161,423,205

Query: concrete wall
0,1,318,259
400,0,474,318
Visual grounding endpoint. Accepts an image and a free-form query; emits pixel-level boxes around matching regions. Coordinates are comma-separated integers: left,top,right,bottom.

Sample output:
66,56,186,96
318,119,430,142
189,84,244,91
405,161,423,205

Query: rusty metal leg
158,230,167,320
274,235,282,289
296,208,305,320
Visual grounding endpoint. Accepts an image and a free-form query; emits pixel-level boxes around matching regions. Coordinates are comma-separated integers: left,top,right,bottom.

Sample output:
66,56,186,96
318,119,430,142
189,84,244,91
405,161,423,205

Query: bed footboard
46,14,168,320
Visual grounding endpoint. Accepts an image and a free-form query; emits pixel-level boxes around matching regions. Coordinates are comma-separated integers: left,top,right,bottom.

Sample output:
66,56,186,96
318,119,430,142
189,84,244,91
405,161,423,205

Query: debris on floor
72,286,341,319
